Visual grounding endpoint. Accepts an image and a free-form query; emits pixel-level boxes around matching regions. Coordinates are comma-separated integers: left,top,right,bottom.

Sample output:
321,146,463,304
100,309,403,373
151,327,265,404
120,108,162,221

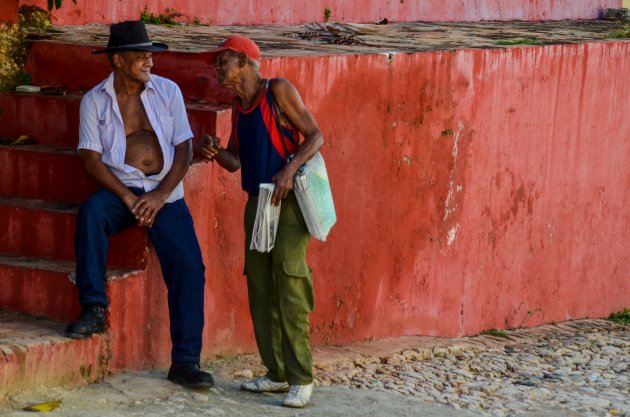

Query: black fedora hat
93,20,168,54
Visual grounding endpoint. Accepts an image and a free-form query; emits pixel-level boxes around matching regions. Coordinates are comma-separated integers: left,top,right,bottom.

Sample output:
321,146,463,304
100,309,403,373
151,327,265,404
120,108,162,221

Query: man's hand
200,134,221,161
271,165,295,206
266,78,323,206
131,189,168,227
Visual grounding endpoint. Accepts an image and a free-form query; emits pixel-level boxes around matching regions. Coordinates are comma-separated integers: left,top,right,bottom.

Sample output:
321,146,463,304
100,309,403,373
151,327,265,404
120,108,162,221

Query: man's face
214,51,241,88
114,51,153,83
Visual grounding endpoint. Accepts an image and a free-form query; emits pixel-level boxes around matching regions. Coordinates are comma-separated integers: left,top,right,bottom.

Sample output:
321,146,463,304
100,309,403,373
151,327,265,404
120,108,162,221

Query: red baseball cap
207,35,260,63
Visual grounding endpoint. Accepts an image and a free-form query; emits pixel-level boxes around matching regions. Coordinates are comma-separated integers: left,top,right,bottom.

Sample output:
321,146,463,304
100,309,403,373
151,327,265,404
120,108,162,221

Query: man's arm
199,133,241,172
269,77,324,205
131,139,192,227
199,100,241,172
78,94,146,222
81,149,139,211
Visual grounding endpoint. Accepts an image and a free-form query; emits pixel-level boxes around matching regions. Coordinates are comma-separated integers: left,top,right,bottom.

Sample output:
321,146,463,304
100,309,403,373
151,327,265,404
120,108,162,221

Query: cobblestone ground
1,319,628,417
313,320,629,417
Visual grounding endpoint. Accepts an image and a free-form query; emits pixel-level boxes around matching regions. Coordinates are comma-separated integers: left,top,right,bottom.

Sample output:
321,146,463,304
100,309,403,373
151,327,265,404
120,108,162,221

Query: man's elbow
312,129,324,151
227,160,241,173
178,139,194,164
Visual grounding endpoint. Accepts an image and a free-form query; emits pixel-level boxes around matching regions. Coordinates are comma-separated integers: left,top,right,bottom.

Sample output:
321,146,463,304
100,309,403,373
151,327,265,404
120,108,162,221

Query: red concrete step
0,144,96,203
0,92,231,148
0,93,82,148
0,253,144,323
0,252,180,373
0,143,214,203
0,310,109,402
0,196,148,270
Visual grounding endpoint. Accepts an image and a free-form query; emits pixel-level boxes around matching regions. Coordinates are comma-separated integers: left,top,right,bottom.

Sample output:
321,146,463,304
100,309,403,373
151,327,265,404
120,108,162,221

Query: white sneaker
240,376,289,392
282,383,313,408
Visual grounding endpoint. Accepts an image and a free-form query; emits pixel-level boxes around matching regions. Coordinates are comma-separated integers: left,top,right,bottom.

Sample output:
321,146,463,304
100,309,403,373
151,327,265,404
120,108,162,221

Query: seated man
64,20,212,388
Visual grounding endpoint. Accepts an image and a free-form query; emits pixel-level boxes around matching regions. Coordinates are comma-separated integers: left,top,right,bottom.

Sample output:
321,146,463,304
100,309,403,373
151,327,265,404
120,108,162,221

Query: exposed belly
125,130,164,176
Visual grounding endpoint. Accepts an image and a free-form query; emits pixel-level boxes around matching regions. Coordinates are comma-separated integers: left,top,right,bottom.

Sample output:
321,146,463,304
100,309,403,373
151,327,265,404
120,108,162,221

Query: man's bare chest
117,95,154,135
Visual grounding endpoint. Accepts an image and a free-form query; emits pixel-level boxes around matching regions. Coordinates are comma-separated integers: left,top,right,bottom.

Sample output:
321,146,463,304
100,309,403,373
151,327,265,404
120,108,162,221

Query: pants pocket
279,259,314,313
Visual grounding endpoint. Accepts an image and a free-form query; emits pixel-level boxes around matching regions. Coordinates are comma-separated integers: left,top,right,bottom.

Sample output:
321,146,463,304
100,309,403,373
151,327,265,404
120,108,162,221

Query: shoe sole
241,385,290,393
167,376,214,389
282,401,308,408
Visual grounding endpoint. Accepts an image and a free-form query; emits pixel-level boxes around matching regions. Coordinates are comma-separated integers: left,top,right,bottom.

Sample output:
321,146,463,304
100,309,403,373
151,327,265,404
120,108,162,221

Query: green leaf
47,0,54,11
55,0,63,9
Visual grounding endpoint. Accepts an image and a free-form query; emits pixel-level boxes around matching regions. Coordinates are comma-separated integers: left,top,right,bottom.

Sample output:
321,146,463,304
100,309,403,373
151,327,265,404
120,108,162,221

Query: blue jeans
74,188,205,364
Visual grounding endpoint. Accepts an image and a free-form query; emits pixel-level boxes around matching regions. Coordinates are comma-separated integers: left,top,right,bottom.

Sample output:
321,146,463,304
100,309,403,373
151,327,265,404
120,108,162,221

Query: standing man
199,35,323,408
65,20,213,388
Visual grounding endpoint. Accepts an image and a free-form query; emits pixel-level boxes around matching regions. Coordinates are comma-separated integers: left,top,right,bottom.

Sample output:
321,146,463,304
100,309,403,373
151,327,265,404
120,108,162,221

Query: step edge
0,196,78,213
0,253,145,279
1,91,232,112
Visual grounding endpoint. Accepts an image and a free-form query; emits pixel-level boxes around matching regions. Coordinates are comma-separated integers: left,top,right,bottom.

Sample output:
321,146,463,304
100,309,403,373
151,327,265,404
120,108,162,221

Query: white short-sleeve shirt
78,72,193,203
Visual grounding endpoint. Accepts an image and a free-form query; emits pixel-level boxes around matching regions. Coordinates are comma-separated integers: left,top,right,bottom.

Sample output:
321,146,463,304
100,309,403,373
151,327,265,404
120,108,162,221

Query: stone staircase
0,40,233,400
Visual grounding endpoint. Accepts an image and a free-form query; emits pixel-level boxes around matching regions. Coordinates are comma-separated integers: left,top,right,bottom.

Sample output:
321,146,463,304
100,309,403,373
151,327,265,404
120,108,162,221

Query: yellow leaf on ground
23,398,62,412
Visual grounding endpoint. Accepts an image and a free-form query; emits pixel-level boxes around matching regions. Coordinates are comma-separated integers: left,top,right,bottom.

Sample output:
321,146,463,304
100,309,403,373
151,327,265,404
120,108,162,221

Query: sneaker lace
256,376,275,389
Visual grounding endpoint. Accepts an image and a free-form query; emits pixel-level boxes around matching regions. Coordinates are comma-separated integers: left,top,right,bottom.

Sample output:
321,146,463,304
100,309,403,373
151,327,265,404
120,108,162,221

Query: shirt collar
98,72,155,95
99,72,115,95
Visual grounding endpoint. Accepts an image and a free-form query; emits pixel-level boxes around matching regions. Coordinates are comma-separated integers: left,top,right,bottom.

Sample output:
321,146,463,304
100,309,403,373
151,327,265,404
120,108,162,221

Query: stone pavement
1,318,627,417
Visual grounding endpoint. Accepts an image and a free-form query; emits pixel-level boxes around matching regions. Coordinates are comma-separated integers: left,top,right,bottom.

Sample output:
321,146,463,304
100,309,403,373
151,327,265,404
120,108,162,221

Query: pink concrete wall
96,42,630,348
10,40,630,354
132,42,630,347
252,43,629,341
19,39,630,345
11,0,622,25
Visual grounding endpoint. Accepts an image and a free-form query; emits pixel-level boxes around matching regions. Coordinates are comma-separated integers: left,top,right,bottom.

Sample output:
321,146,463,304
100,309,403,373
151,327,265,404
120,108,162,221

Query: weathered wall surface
247,42,628,342
10,39,630,351
3,0,622,25
0,2,18,23
17,38,630,346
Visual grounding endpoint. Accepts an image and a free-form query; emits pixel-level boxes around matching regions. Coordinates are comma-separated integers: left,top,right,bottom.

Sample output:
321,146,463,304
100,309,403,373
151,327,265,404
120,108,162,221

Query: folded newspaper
294,152,337,241
250,183,281,252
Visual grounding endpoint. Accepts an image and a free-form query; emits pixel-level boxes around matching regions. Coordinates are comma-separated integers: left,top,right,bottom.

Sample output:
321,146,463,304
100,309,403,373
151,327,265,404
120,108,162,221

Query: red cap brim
205,46,233,64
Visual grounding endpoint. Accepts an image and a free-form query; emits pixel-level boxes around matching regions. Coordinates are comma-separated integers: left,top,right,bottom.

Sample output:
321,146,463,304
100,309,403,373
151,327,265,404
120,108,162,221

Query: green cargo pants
244,193,314,385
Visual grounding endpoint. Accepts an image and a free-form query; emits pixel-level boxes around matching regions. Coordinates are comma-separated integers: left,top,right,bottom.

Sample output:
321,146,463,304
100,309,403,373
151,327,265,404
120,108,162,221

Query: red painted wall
0,1,18,23
256,43,630,341
11,0,622,26
18,40,630,345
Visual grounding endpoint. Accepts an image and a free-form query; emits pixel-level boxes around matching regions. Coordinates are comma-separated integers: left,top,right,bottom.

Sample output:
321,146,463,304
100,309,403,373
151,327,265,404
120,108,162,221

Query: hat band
111,41,154,48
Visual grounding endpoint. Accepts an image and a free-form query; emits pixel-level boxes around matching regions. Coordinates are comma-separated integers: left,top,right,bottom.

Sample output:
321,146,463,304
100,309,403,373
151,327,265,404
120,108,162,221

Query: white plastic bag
293,152,336,241
250,183,281,252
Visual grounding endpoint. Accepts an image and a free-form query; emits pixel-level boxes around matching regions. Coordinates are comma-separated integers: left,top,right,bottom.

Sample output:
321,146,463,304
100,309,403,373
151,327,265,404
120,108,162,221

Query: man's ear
238,52,247,67
112,52,124,69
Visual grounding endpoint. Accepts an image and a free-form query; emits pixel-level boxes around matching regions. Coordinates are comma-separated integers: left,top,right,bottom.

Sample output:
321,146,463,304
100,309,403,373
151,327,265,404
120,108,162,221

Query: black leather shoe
65,304,106,339
167,362,214,388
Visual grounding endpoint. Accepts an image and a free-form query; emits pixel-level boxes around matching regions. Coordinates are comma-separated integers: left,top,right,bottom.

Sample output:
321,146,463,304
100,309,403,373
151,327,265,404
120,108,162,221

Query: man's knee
77,197,109,226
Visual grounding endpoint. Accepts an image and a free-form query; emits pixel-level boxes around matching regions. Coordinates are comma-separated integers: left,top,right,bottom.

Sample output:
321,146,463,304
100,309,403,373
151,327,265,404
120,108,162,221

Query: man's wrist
285,160,301,177
152,187,171,201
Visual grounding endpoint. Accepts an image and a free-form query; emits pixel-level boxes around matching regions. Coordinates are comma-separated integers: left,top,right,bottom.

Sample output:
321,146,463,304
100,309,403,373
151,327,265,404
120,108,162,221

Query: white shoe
282,383,313,408
240,376,289,392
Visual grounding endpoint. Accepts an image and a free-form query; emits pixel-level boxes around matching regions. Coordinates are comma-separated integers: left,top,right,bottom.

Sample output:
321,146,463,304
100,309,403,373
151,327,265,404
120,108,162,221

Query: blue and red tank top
232,79,299,197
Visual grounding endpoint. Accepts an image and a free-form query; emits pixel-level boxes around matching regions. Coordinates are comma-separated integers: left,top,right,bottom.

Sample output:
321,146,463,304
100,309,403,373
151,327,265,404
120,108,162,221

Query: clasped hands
125,190,168,228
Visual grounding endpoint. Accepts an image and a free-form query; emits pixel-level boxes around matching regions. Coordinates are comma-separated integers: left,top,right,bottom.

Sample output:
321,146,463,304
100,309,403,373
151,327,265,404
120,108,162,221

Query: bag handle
267,79,299,159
